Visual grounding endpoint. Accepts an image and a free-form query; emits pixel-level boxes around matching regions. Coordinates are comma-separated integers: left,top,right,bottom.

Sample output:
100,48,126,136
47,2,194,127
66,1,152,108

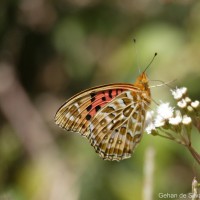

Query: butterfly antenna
132,38,141,74
143,52,157,73
149,79,177,89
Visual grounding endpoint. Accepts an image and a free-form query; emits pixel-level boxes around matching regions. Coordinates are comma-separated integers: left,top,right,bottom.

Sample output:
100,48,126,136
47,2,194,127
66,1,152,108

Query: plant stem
187,145,200,165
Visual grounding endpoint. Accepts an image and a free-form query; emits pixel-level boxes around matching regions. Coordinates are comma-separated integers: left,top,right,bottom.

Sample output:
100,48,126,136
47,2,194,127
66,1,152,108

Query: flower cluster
145,87,200,135
145,87,200,149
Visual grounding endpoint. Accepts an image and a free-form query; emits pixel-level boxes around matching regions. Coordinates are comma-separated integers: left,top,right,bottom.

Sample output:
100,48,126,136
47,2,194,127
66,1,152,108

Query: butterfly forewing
55,72,151,161
55,84,132,134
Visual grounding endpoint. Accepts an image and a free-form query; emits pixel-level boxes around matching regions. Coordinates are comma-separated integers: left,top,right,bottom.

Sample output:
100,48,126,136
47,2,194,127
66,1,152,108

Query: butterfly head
134,52,157,92
135,72,149,90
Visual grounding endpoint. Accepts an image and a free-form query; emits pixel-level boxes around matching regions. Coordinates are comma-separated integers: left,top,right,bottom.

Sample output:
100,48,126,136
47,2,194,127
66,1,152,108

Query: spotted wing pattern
87,90,148,161
55,72,151,161
55,84,127,136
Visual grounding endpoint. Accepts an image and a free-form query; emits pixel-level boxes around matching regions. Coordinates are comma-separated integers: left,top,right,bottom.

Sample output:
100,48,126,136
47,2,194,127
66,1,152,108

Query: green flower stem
156,132,175,141
160,128,176,139
156,129,200,165
187,145,200,165
156,133,174,140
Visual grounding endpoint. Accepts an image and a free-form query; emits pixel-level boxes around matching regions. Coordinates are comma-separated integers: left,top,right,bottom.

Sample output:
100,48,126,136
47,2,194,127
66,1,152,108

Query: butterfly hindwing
88,91,146,161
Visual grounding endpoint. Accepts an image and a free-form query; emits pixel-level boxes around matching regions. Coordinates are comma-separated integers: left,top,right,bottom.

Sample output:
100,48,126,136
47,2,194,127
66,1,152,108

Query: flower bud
182,115,192,125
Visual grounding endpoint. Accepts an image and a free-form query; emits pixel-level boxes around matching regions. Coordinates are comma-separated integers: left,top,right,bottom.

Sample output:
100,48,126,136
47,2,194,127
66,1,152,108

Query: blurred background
0,0,200,199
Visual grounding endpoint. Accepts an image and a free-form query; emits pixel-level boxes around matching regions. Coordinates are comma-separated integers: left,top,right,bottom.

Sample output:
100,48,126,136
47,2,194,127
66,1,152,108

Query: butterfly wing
55,83,133,135
55,83,150,161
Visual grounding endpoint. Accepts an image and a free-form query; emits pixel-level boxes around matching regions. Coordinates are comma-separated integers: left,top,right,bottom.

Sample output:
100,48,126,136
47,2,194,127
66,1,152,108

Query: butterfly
54,65,153,161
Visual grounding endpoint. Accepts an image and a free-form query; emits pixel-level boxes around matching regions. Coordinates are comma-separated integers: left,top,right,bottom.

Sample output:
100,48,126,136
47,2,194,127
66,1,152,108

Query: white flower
180,87,187,95
157,102,174,120
187,106,194,112
145,111,154,121
154,116,166,127
145,123,156,134
145,111,157,134
191,100,199,108
177,99,187,108
169,110,182,125
171,87,187,100
184,97,191,103
182,115,192,125
145,111,154,127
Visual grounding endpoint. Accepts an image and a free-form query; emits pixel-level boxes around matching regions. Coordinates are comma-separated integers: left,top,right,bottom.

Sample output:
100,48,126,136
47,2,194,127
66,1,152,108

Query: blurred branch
0,63,79,200
143,146,155,200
